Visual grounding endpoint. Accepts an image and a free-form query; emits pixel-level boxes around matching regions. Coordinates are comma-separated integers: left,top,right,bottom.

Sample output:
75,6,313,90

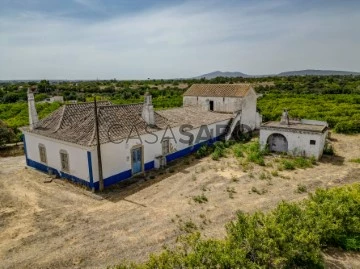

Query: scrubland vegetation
112,183,360,268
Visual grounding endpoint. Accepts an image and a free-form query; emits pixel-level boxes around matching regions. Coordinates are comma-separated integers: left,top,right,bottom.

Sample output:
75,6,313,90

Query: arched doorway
267,133,288,153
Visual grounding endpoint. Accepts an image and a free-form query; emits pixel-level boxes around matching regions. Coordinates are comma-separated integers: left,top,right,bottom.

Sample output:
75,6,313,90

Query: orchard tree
0,120,15,146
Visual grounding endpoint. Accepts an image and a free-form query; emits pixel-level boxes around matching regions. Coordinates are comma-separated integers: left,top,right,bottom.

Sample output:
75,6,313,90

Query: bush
193,193,208,204
323,143,335,155
111,184,360,269
233,140,268,166
281,159,295,170
296,184,307,193
0,120,16,146
211,142,227,160
350,158,360,164
195,145,210,159
281,156,314,170
211,149,222,160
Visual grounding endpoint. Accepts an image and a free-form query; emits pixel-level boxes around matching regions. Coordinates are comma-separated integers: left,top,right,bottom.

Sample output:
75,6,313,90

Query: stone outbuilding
260,110,328,160
183,84,262,130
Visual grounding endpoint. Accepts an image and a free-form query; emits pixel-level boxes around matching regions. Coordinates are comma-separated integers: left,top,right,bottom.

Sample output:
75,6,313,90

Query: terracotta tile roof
157,106,233,128
28,102,169,146
183,84,252,97
26,102,233,147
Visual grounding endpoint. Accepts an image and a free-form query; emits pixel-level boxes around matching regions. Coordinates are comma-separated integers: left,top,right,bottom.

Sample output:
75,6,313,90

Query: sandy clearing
0,133,359,269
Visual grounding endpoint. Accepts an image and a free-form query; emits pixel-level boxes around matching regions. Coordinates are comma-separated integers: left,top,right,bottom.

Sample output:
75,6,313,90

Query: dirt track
0,134,359,269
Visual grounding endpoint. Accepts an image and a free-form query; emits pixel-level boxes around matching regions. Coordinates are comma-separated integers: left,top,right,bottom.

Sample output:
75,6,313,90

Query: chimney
280,109,289,125
142,92,155,125
28,87,39,130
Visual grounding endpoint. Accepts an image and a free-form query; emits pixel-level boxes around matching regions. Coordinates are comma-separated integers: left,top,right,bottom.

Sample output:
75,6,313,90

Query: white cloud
0,0,359,79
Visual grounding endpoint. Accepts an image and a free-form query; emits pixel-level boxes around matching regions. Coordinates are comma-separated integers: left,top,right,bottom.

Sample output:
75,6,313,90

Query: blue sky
0,0,359,79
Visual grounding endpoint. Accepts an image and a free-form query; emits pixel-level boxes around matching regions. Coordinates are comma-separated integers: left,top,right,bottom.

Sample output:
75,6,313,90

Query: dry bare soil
0,134,360,269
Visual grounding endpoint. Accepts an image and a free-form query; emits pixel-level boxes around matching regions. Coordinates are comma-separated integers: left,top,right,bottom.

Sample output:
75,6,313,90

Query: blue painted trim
26,135,222,191
91,161,154,190
144,161,154,171
27,158,91,188
87,151,94,189
98,169,132,189
166,135,222,163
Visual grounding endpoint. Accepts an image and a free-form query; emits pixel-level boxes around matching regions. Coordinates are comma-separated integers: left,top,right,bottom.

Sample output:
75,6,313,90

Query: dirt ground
0,133,359,269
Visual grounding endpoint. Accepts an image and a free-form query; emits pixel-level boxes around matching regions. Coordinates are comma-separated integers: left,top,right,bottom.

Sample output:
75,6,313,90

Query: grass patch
226,187,236,199
251,186,268,195
350,158,360,163
296,184,307,193
179,220,198,233
193,193,208,204
232,140,268,166
280,156,315,170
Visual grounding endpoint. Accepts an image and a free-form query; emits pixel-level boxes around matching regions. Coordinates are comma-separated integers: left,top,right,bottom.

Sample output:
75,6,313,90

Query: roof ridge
63,101,111,107
88,107,98,146
54,105,66,132
98,103,143,109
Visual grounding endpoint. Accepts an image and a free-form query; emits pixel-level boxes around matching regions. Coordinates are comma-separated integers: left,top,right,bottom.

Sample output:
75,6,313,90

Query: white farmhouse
183,84,262,130
22,84,261,191
44,96,64,103
259,110,328,160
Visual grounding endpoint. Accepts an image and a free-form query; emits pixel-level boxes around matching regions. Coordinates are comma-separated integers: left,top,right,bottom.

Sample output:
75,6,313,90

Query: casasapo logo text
106,122,253,145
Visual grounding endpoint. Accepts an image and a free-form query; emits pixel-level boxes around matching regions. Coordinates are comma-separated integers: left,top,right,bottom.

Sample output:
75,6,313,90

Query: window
310,140,316,145
60,150,69,172
38,144,47,163
162,139,170,155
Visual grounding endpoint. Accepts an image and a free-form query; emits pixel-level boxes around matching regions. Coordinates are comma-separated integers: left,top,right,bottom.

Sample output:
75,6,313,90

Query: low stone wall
0,144,25,157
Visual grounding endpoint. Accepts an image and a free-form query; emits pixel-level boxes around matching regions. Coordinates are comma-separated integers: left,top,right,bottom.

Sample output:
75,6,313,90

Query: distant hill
194,71,250,79
194,69,360,79
277,69,360,76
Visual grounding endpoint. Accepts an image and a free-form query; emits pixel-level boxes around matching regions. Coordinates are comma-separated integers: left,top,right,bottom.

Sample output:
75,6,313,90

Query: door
132,147,143,174
267,133,288,153
209,100,214,111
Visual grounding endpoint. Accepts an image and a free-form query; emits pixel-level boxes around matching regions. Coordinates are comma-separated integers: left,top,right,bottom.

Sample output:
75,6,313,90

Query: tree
37,80,53,93
3,92,21,103
0,120,15,146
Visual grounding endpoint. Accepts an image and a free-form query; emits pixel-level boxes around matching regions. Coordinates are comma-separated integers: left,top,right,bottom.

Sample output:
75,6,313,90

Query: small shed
260,110,328,160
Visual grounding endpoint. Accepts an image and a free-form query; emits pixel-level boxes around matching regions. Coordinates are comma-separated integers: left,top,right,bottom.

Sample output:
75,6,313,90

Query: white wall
183,96,244,113
259,128,328,159
91,119,231,182
183,87,258,130
239,87,257,130
24,132,91,182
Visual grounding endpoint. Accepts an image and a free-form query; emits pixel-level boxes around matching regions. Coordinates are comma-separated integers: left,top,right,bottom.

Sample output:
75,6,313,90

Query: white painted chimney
28,87,39,130
280,109,289,125
142,92,155,125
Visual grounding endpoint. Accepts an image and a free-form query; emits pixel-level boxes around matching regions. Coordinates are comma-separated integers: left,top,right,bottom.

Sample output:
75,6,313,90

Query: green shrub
293,157,314,168
323,143,335,155
233,140,268,166
195,145,210,159
281,156,314,170
281,159,295,170
303,184,360,250
350,158,360,163
111,183,360,269
232,144,244,157
296,184,307,193
193,193,208,204
211,147,224,161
